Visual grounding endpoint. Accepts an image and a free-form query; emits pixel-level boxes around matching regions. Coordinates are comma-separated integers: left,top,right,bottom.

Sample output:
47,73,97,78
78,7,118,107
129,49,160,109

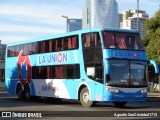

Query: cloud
0,2,82,21
0,35,34,44
0,1,83,44
0,24,65,44
0,4,66,26
0,24,64,34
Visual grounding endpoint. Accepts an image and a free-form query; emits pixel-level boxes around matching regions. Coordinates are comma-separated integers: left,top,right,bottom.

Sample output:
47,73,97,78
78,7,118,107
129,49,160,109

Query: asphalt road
0,91,160,120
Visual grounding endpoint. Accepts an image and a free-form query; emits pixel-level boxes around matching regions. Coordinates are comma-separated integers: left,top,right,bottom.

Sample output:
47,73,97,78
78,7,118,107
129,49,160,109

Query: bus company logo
113,52,142,58
42,86,59,92
38,52,68,65
17,50,32,86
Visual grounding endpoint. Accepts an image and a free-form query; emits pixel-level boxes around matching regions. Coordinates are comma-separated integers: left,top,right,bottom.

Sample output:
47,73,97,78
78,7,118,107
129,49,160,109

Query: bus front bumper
103,87,148,102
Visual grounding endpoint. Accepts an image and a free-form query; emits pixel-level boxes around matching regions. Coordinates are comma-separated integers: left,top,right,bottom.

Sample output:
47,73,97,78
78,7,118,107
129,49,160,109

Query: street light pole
137,0,139,31
62,15,69,32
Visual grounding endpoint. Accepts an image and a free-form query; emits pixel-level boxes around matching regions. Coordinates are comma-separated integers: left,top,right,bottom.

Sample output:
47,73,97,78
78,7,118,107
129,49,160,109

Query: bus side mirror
149,60,159,74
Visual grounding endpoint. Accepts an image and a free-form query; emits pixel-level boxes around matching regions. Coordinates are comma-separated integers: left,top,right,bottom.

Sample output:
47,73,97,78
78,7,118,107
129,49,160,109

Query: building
119,13,123,28
82,8,89,29
82,0,119,29
82,0,91,29
0,40,6,82
67,19,82,32
121,9,149,36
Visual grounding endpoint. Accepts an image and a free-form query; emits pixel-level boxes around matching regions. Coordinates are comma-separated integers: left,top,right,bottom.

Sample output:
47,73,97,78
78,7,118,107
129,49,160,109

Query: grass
153,90,159,93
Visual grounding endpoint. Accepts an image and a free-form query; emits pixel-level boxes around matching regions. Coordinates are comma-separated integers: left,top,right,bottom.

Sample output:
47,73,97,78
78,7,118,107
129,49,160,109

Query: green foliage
142,10,160,65
142,11,160,83
144,10,160,31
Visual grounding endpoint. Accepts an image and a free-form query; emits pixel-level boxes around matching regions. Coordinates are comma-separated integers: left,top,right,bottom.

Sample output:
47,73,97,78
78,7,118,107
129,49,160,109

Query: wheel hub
83,92,90,103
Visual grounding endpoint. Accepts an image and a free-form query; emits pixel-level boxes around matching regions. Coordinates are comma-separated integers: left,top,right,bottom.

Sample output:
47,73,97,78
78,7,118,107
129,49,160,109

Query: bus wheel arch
78,84,87,100
16,83,24,100
24,83,31,101
78,85,95,107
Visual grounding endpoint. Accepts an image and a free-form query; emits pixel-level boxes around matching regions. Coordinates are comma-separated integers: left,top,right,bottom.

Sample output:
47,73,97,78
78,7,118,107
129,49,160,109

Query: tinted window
103,31,144,50
32,64,80,79
82,32,101,48
7,35,79,57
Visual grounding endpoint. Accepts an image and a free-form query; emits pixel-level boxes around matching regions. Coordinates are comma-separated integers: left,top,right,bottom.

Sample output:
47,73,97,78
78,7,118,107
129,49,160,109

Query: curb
147,93,160,102
147,93,160,98
147,97,160,102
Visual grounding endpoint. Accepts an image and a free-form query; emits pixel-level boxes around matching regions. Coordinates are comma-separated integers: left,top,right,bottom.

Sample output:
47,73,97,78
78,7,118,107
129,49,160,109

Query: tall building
67,19,82,32
0,40,6,82
82,8,89,29
121,9,149,36
82,0,119,29
119,14,123,28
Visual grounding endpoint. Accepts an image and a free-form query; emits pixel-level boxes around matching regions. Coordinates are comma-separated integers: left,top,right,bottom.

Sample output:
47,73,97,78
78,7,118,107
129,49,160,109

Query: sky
0,0,159,44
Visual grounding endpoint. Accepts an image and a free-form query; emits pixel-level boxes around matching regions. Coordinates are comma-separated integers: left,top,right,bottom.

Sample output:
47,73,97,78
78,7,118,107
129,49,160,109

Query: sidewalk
147,92,160,97
147,92,160,102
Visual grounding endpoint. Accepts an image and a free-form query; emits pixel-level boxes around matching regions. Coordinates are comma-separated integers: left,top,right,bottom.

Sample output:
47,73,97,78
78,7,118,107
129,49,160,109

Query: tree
142,10,160,64
142,10,160,86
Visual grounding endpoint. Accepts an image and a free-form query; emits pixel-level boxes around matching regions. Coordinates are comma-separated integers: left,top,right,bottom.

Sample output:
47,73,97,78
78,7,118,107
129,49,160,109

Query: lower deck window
32,64,80,79
85,63,103,83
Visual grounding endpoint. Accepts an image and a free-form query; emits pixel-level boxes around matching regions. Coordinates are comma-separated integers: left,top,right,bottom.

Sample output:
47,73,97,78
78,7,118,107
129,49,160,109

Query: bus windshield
103,31,144,50
107,60,148,87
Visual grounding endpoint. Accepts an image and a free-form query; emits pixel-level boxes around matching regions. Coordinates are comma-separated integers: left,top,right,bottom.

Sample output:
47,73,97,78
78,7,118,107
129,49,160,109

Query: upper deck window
82,32,101,48
103,31,144,50
7,35,79,57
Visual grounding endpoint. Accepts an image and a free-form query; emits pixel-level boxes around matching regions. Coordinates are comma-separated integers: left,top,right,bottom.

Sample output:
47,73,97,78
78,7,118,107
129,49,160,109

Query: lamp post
137,0,139,31
62,15,69,32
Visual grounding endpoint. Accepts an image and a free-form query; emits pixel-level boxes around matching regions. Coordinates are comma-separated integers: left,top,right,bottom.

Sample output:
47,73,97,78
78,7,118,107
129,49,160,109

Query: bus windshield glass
103,31,144,50
107,60,148,87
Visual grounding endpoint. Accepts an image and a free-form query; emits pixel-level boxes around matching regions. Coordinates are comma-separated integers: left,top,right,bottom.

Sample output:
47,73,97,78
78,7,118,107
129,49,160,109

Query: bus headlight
107,88,119,93
141,89,147,94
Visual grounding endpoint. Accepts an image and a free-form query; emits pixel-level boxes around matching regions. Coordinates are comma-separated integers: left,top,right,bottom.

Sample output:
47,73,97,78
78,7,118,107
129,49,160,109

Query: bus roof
7,27,139,47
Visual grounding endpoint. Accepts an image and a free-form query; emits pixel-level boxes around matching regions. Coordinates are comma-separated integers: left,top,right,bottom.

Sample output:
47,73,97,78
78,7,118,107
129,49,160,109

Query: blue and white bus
5,27,159,107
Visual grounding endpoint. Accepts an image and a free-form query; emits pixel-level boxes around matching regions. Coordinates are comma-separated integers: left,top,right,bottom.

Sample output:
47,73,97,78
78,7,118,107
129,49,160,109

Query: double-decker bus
5,27,159,107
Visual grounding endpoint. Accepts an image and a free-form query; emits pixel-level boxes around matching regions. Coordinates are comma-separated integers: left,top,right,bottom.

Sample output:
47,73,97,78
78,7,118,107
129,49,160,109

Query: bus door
82,32,104,101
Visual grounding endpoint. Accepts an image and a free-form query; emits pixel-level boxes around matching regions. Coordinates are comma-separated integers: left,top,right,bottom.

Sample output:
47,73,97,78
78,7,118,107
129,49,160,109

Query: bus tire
24,85,31,101
80,87,95,107
113,102,127,108
17,84,24,100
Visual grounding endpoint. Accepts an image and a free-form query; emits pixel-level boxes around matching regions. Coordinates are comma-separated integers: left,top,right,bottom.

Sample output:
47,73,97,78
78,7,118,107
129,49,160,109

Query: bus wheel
24,85,31,101
17,85,24,100
113,102,127,108
80,87,95,107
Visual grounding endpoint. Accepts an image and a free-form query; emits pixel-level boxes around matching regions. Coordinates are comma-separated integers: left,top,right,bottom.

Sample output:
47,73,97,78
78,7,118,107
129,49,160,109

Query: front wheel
80,87,95,107
113,102,127,108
